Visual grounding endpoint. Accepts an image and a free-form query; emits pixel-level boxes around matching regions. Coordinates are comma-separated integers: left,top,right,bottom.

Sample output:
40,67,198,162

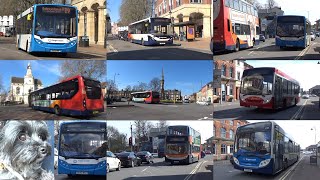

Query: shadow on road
107,48,212,60
28,52,104,59
213,105,299,120
55,175,105,180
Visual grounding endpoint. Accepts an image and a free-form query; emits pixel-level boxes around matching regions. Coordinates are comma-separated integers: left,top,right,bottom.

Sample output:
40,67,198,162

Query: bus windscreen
35,5,77,38
276,16,305,37
84,78,102,99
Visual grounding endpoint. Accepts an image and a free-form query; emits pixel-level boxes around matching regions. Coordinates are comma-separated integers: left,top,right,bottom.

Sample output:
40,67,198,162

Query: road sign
214,69,222,88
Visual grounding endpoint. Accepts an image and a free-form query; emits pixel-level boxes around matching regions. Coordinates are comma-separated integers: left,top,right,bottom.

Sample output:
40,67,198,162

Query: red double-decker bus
211,0,260,52
240,67,300,110
131,91,160,103
29,75,104,116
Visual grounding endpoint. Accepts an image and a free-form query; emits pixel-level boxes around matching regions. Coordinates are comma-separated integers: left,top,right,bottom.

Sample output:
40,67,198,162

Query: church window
16,87,20,95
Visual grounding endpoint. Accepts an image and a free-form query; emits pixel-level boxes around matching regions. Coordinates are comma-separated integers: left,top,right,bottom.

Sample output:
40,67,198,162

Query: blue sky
0,61,61,90
107,60,213,96
107,0,121,23
245,60,320,90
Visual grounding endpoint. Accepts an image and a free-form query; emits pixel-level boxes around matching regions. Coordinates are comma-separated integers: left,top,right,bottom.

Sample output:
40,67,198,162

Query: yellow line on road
290,99,308,120
295,42,312,60
278,156,304,180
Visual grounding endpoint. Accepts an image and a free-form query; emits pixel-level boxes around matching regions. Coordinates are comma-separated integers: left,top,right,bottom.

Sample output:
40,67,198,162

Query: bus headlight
233,157,240,165
70,40,77,46
259,159,271,168
35,39,43,44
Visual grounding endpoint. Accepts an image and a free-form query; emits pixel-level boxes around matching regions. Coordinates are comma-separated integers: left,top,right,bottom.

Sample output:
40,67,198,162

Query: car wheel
131,160,134,168
116,162,121,171
107,164,110,173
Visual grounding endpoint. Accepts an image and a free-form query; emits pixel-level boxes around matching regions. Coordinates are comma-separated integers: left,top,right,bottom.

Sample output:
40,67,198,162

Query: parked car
316,32,320,37
311,32,316,41
4,32,12,37
116,152,141,168
201,151,206,158
302,94,310,99
205,150,212,154
183,99,190,103
196,101,211,105
136,151,154,164
107,151,121,173
0,32,3,36
54,148,58,169
259,34,265,42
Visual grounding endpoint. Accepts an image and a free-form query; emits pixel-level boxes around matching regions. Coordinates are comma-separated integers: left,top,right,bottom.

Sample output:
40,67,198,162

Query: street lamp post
311,127,317,164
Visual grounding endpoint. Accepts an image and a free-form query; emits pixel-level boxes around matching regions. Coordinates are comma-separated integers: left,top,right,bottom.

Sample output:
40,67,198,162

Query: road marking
295,43,311,60
184,161,203,180
0,47,42,60
290,100,308,120
278,156,304,180
141,167,149,172
107,43,118,53
248,51,254,55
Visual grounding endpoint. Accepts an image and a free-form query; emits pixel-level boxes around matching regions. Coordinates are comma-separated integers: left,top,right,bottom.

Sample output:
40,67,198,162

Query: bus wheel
54,105,61,115
235,39,240,52
26,40,29,53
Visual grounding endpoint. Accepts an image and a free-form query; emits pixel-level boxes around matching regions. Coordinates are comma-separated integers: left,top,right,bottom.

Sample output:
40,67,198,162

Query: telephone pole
130,123,133,152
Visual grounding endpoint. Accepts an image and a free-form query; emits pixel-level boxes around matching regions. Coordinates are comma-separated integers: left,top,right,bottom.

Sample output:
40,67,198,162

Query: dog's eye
19,134,27,141
39,135,47,141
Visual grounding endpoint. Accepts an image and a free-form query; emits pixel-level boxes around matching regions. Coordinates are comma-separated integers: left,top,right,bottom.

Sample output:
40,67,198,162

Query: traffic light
129,137,132,146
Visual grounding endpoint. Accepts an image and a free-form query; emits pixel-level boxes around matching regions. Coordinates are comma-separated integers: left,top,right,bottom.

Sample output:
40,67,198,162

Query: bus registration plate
93,111,99,114
160,42,165,45
244,169,252,172
50,50,61,52
76,171,89,175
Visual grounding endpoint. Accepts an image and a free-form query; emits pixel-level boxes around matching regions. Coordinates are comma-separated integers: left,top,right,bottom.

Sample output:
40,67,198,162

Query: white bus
128,17,173,46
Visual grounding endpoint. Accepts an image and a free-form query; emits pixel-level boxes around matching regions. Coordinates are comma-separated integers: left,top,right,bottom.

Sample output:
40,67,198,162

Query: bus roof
129,17,170,26
60,120,107,125
277,15,310,23
17,4,77,19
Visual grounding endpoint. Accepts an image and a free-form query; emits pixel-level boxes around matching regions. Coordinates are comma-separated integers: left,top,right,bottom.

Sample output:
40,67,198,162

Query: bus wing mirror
27,14,33,21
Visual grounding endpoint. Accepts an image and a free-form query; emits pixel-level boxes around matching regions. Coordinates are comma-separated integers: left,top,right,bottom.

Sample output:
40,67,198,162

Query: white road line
141,167,149,172
184,162,203,180
248,51,254,55
295,43,312,60
278,156,304,180
290,100,308,120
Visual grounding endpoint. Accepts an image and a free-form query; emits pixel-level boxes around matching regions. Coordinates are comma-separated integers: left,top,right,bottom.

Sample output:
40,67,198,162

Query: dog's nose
39,146,47,154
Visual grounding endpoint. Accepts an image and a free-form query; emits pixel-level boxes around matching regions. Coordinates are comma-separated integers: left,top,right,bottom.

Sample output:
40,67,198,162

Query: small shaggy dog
0,121,54,180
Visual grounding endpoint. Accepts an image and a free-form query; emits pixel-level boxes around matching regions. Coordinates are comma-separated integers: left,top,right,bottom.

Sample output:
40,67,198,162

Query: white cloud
249,120,320,149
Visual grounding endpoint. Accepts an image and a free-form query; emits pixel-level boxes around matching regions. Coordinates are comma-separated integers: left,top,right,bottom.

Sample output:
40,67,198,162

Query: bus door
274,76,282,109
274,130,283,173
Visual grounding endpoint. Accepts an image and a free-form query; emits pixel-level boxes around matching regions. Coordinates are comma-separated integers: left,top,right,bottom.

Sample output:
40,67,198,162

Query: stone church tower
160,67,165,100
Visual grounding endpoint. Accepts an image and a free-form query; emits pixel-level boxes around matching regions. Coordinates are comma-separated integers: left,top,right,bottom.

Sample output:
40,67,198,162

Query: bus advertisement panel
212,0,260,52
131,91,160,103
233,121,300,175
58,121,107,176
240,67,300,110
29,75,104,116
128,17,173,46
275,15,311,49
165,125,201,165
16,4,78,54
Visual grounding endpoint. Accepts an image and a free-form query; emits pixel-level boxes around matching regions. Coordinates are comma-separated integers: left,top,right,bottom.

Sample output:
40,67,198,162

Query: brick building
210,120,249,160
154,0,212,38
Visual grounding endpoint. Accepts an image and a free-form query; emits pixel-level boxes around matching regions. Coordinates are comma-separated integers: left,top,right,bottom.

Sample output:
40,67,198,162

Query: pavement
106,35,212,60
213,155,320,180
0,36,106,60
214,37,320,60
0,104,107,120
107,102,213,120
107,155,213,180
213,97,320,120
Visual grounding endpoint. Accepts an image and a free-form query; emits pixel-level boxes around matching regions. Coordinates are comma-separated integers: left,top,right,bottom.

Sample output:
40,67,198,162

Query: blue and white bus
233,121,300,175
275,15,311,49
128,17,173,46
16,4,78,54
58,121,107,176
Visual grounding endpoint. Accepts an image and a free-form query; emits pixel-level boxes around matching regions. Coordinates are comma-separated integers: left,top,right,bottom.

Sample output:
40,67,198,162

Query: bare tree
59,60,107,81
148,77,161,92
119,0,153,25
267,0,277,9
157,120,168,129
107,125,127,152
137,82,148,91
0,0,58,16
124,85,132,91
134,120,154,145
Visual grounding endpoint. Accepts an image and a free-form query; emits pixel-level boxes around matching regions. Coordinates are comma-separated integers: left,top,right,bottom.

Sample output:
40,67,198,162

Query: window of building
237,72,241,80
221,127,226,138
16,87,20,95
229,84,233,96
169,0,172,10
221,144,226,154
230,144,234,153
214,88,217,95
213,144,216,154
163,0,167,13
229,67,234,78
190,0,202,3
230,129,234,139
176,0,181,6
222,65,227,76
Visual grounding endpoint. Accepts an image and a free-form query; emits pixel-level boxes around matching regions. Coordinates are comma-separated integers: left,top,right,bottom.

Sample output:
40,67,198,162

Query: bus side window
227,19,231,32
232,23,235,34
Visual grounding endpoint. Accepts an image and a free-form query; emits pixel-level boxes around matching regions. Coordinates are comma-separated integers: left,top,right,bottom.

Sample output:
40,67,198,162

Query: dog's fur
0,121,54,180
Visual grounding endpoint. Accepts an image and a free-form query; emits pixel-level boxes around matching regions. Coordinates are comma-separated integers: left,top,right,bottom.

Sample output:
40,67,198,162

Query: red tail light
83,98,86,107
